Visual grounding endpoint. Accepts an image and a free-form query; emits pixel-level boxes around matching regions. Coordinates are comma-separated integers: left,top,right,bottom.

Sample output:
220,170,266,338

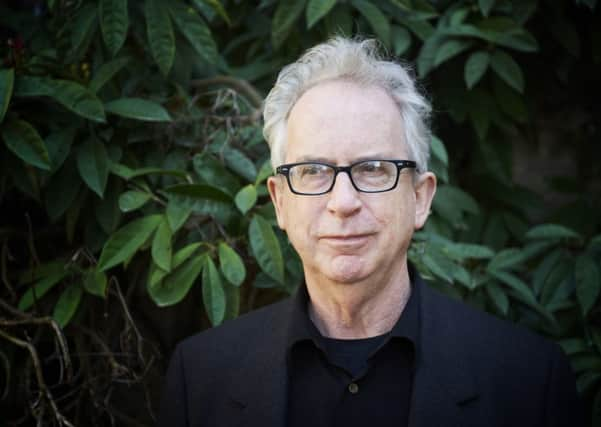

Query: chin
326,256,369,284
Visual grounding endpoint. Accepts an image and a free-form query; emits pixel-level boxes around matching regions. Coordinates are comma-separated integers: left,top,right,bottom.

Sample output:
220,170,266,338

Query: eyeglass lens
288,160,398,194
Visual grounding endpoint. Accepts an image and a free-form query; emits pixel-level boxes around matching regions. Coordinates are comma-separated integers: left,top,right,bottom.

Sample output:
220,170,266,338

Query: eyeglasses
275,159,417,195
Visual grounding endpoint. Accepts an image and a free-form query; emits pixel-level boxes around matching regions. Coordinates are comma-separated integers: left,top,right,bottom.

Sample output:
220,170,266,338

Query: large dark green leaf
434,39,473,67
145,0,175,76
0,67,14,123
485,282,509,315
193,152,240,196
169,1,218,65
490,50,524,93
16,76,106,122
89,56,130,93
464,50,489,89
105,98,171,122
118,190,151,212
45,159,81,221
83,269,107,298
69,3,98,60
99,0,129,56
97,214,162,271
575,255,600,315
52,284,83,327
46,127,76,173
249,214,284,284
306,0,336,29
272,0,306,49
166,199,192,232
202,256,226,326
391,25,411,56
489,269,538,307
218,242,246,287
525,224,582,241
77,138,109,197
234,184,257,214
351,0,390,46
223,148,257,182
1,119,51,170
152,217,173,272
148,250,204,307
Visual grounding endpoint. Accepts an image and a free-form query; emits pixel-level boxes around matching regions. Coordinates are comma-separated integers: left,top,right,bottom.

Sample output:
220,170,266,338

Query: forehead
285,80,406,163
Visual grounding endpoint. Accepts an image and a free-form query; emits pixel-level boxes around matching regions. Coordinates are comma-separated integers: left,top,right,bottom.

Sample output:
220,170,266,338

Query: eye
297,164,329,178
355,161,386,175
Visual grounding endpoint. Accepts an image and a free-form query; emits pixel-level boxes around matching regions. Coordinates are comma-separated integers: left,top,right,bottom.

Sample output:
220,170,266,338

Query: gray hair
262,36,432,173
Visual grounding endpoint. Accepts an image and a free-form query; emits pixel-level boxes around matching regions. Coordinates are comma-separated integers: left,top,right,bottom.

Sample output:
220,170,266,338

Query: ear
267,176,287,230
413,172,437,230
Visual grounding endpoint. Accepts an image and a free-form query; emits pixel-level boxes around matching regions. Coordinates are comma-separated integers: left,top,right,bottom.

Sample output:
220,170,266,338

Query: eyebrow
293,154,398,164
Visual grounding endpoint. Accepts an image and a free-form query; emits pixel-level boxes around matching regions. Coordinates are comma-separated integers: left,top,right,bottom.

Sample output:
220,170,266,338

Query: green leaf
223,148,257,182
489,269,538,307
490,50,524,93
486,282,509,315
1,119,51,170
89,56,130,93
444,243,495,260
18,266,68,311
464,50,490,89
118,190,151,212
202,256,226,326
255,159,274,185
145,0,175,76
193,153,240,196
306,0,336,29
166,200,192,232
391,25,411,56
46,127,76,173
152,218,173,272
430,135,448,166
478,0,495,17
52,284,83,327
421,251,454,284
272,0,306,49
169,1,218,65
165,183,231,202
525,224,582,240
434,39,473,67
99,0,129,56
97,214,162,271
70,4,98,59
218,242,246,287
109,163,187,180
416,34,444,77
352,0,391,46
105,98,171,122
45,159,81,221
83,269,107,298
77,138,109,197
493,76,528,122
235,184,257,214
149,253,204,307
0,68,14,123
223,281,240,320
432,185,479,225
575,255,601,315
15,76,106,122
249,214,285,284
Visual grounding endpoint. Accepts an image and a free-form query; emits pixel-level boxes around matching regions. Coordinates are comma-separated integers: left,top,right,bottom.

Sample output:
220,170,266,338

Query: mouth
319,234,374,246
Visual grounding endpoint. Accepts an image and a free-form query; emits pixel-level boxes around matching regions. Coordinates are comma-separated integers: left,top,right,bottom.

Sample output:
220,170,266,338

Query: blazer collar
225,271,480,427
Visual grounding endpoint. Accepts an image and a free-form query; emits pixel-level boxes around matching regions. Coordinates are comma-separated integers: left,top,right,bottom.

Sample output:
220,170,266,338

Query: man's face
268,80,435,286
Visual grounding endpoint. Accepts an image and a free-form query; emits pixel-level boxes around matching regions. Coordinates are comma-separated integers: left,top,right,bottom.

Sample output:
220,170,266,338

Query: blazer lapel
409,283,480,427
225,301,291,427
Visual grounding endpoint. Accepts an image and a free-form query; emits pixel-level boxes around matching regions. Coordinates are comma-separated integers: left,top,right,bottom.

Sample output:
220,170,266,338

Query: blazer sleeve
545,344,585,427
157,344,189,427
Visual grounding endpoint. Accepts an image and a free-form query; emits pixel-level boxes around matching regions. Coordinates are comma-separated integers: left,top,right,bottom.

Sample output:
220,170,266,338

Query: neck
305,263,412,339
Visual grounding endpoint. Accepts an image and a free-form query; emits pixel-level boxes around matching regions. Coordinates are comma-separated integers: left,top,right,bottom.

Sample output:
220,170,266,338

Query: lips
318,233,374,247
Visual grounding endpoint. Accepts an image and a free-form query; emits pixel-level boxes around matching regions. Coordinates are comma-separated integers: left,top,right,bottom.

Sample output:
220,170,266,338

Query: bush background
0,0,600,425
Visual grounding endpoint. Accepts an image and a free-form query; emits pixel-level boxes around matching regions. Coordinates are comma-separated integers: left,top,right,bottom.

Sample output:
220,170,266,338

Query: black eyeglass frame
275,159,417,196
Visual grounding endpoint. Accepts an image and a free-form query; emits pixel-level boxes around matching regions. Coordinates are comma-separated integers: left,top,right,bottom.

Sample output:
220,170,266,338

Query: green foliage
1,0,599,425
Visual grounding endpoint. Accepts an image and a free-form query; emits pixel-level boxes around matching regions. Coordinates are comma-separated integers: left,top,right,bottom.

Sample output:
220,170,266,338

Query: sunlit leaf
149,252,204,307
83,269,107,298
98,214,162,271
118,190,151,212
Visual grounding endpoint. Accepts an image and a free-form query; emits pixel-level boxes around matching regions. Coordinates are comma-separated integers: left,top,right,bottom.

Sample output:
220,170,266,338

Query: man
158,37,582,426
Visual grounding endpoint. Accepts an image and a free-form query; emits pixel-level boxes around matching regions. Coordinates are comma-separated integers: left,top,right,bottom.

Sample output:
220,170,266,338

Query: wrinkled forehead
285,80,407,163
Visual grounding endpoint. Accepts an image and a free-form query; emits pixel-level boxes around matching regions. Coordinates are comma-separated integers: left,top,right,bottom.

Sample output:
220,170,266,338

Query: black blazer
158,278,583,427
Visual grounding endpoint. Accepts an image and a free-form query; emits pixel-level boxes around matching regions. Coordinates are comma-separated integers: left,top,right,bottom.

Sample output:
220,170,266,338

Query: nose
326,171,362,217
